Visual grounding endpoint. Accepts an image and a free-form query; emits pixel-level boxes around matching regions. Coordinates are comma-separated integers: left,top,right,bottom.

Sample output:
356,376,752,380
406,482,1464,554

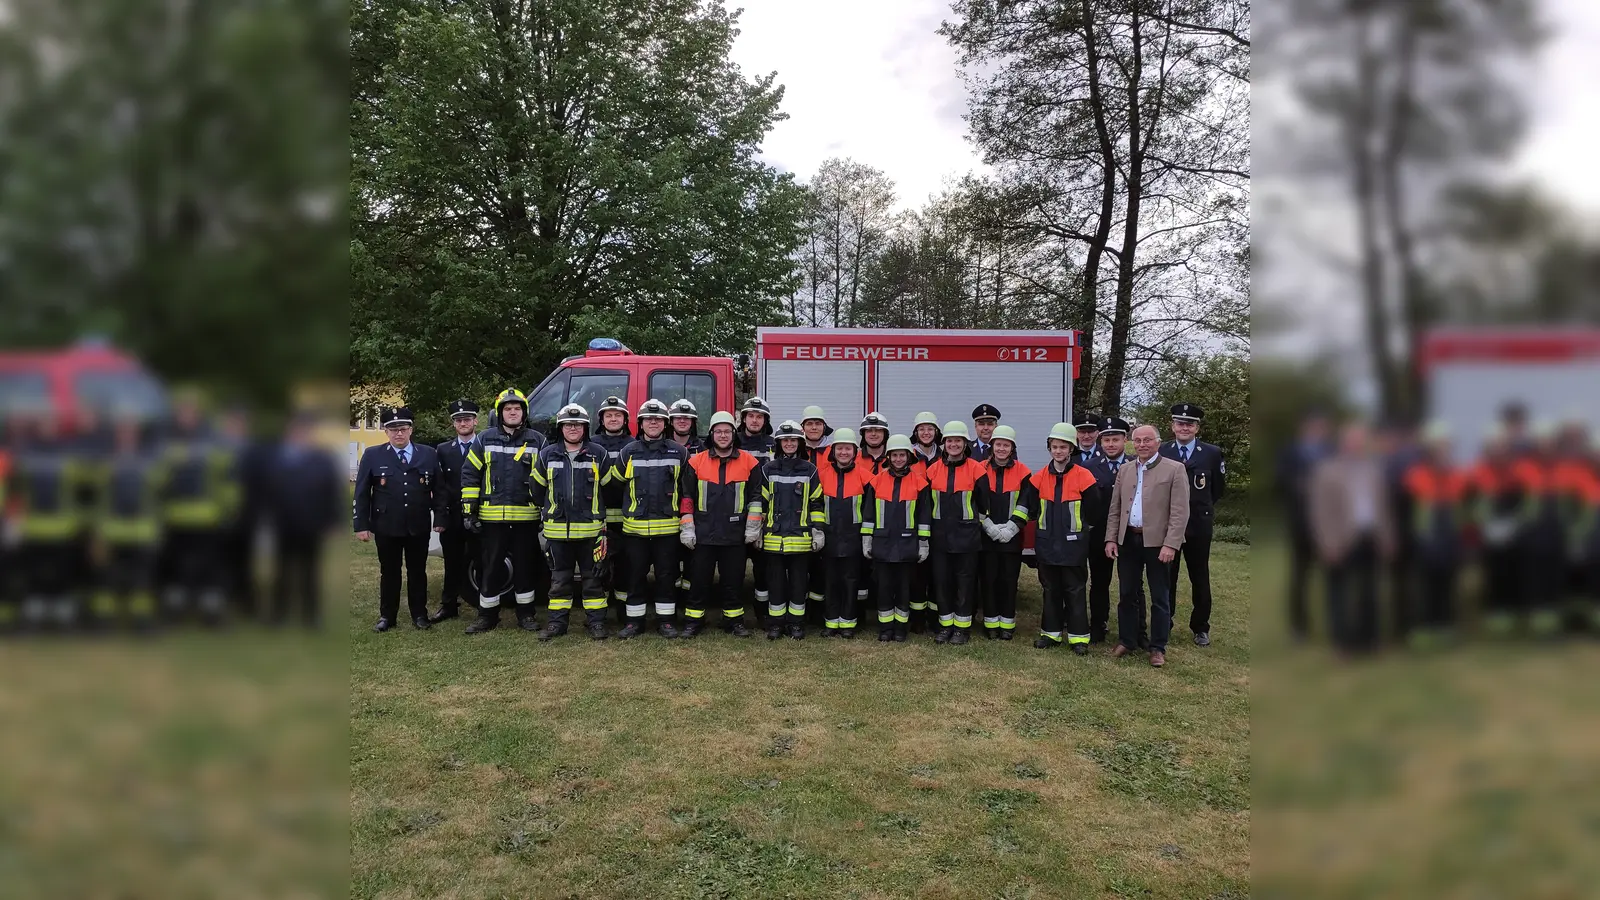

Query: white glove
981,519,1002,541
1482,518,1517,547
744,514,763,545
862,535,873,558
679,517,697,550
997,521,1020,543
811,528,825,551
917,539,929,562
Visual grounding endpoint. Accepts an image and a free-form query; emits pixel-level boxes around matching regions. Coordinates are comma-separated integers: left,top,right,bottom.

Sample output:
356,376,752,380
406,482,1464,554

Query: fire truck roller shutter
876,361,1068,471
759,359,867,432
1429,356,1600,464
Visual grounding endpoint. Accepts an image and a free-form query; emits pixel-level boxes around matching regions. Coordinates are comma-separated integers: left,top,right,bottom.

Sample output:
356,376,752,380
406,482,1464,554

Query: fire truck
0,337,168,434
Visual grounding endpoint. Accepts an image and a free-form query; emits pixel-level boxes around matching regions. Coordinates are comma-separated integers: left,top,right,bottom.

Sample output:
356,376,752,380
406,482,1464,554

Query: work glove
997,521,1020,543
862,535,873,558
917,539,929,562
981,519,1002,541
593,536,607,563
680,515,697,550
811,529,825,551
744,514,763,545
462,516,475,533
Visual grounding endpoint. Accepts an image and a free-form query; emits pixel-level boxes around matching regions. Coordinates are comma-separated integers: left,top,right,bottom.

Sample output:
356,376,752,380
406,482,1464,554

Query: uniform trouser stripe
480,594,501,608
1066,632,1090,644
654,602,675,616
514,591,536,604
625,603,647,618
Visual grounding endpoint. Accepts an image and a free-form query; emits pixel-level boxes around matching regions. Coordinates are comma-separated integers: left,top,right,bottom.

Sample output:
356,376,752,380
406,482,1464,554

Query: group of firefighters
0,396,342,632
365,388,1227,653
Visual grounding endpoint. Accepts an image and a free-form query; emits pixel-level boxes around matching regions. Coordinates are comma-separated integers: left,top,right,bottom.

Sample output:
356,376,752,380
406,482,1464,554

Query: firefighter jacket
531,440,613,540
1018,460,1101,567
735,429,774,464
862,467,931,563
818,456,873,558
1401,461,1468,558
161,432,241,531
592,429,634,525
12,445,90,543
672,434,705,456
759,454,824,554
460,425,546,524
858,447,890,476
95,451,167,546
911,444,939,474
681,448,764,546
617,437,690,537
924,455,992,553
980,457,1033,554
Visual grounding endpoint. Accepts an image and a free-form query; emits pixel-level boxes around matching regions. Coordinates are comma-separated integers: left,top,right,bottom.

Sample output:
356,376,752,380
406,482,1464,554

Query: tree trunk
1076,0,1117,415
1102,3,1146,417
1351,12,1400,419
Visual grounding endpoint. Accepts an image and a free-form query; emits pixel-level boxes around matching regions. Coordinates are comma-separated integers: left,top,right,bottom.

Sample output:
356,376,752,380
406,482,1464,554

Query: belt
1127,526,1144,534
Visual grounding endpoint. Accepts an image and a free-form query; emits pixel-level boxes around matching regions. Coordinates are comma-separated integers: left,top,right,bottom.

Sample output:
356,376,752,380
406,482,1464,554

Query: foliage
1131,351,1251,482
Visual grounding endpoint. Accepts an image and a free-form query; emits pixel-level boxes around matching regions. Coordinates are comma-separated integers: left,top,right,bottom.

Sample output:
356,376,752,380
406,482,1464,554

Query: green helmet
831,427,857,446
992,425,1017,445
1046,422,1077,447
943,421,970,440
885,433,914,453
913,411,939,428
708,410,738,431
801,405,827,423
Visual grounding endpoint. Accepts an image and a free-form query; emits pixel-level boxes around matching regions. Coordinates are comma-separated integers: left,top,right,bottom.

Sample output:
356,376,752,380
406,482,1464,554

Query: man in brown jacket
1308,422,1396,655
1105,425,1191,667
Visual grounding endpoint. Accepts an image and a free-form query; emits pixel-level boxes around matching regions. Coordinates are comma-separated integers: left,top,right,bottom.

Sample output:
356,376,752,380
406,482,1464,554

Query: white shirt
1130,458,1148,527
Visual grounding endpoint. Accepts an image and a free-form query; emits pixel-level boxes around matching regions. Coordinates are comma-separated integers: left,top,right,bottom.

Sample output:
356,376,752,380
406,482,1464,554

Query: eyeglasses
384,424,412,432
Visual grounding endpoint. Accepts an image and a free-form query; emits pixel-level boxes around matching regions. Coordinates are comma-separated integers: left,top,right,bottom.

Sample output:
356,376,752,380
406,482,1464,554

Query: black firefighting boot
465,607,500,634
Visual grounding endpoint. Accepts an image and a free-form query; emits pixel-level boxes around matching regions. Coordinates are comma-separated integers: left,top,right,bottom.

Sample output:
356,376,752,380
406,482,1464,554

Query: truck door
646,368,717,425
525,366,629,435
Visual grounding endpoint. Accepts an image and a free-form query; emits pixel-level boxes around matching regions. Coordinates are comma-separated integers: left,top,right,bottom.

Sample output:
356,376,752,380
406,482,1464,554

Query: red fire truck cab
0,337,168,435
523,338,738,432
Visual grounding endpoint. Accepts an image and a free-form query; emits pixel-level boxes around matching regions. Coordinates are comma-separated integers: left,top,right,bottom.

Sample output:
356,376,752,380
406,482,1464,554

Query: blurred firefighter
530,404,613,641
460,389,548,633
977,424,1030,640
1073,412,1102,466
9,410,91,629
1019,423,1101,654
1275,408,1333,642
1380,421,1426,643
216,404,268,618
0,419,12,630
759,420,825,640
616,399,690,639
969,404,1001,462
1553,419,1600,632
735,396,775,621
679,410,763,638
815,427,870,636
1161,402,1226,647
862,433,930,641
1467,427,1525,636
1510,423,1567,636
925,421,992,644
591,395,634,624
428,399,481,624
1400,422,1468,647
1085,416,1135,643
353,407,446,631
907,412,941,630
262,411,343,627
1309,423,1395,656
87,412,166,630
160,393,242,626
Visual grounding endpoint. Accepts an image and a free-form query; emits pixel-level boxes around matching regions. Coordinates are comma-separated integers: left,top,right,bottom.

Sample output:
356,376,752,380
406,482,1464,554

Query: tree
1130,351,1250,482
351,0,806,413
789,158,898,327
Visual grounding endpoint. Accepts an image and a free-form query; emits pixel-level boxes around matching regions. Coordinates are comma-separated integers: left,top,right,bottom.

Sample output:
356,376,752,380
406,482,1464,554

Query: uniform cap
381,406,414,427
831,427,858,446
1074,411,1102,431
448,398,480,419
708,410,738,430
556,404,590,425
971,403,1001,421
801,405,827,423
991,425,1018,444
1170,402,1204,423
885,434,914,453
943,421,970,440
1046,422,1077,447
1100,416,1131,436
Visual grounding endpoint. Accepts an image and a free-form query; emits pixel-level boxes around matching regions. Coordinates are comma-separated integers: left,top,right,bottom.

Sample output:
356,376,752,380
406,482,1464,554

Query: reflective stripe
544,460,597,469
1067,633,1090,645
825,619,841,628
485,445,524,455
675,578,691,591
983,617,1000,628
953,615,972,627
856,589,869,600
909,601,928,611
629,458,680,467
1040,631,1062,641
999,620,1017,630
460,487,481,498
787,603,806,615
768,602,787,616
754,590,769,600
684,607,707,619
654,603,676,616
544,522,604,539
893,608,909,623
480,594,501,608
514,591,536,605
723,607,745,618
839,617,857,627
807,592,823,602
624,519,679,536
938,614,955,626
549,597,573,610
625,603,647,618
877,611,895,623
767,474,812,484
961,490,972,519
583,597,608,610
1012,505,1029,517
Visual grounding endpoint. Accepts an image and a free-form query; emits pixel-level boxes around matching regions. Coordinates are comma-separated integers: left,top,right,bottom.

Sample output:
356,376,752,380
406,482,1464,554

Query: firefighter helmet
991,425,1018,445
859,411,889,432
556,403,590,425
885,434,913,453
598,395,629,416
668,399,698,419
772,420,804,441
637,399,670,420
708,410,738,431
740,396,771,417
495,388,528,415
801,405,827,423
831,427,858,446
943,421,970,440
1046,422,1077,448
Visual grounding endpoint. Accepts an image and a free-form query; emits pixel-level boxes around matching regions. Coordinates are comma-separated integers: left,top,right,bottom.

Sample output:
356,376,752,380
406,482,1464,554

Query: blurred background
1255,0,1599,896
0,0,347,895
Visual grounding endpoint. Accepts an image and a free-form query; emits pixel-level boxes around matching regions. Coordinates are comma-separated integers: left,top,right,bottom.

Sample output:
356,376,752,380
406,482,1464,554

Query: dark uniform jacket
817,457,872,558
434,435,480,529
1160,439,1226,536
617,436,690,537
353,442,445,536
862,466,932,563
461,425,546,524
980,457,1032,554
262,444,344,538
531,440,612,540
735,429,774,464
1016,460,1101,567
1084,454,1136,533
681,448,764,546
969,439,993,463
759,454,824,554
592,429,634,527
924,455,992,554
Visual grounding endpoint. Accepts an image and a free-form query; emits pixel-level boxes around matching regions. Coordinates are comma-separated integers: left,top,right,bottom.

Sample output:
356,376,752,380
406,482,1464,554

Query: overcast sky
728,0,986,212
1514,0,1600,215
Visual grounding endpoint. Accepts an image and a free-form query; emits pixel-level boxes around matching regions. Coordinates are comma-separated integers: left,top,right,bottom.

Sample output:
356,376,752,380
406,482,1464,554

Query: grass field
351,540,1251,900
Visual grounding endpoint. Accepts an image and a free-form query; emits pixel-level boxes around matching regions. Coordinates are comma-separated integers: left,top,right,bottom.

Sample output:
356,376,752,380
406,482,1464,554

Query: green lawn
351,540,1250,899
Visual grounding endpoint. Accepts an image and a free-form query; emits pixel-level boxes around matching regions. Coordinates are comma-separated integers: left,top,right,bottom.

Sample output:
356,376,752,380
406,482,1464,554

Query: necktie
1181,446,1190,463
400,447,410,466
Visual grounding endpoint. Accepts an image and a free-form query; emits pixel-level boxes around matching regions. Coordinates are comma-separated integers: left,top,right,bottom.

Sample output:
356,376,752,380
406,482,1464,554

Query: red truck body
0,339,167,435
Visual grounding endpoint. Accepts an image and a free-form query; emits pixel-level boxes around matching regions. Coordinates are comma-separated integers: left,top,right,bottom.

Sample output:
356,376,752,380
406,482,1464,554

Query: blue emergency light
588,338,625,352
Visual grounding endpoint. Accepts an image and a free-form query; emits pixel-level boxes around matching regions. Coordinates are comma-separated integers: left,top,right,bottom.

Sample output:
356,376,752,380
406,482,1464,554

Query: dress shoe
1149,650,1166,668
787,624,805,640
586,621,609,640
616,621,644,640
658,622,680,639
1111,643,1131,658
426,606,459,624
949,629,970,645
372,617,393,633
464,612,499,634
729,621,752,638
413,617,432,630
1194,632,1210,647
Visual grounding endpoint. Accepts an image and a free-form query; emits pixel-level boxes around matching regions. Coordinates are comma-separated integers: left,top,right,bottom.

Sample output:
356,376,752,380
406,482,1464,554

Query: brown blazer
1104,455,1190,551
1308,455,1396,562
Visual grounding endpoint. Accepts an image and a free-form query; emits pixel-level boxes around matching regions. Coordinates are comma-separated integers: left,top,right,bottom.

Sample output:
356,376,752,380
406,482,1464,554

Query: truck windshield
527,369,628,429
74,369,168,421
0,371,50,416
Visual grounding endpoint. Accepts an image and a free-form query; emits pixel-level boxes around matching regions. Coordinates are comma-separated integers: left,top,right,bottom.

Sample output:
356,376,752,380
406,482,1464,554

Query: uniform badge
377,466,389,487
1194,472,1207,491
